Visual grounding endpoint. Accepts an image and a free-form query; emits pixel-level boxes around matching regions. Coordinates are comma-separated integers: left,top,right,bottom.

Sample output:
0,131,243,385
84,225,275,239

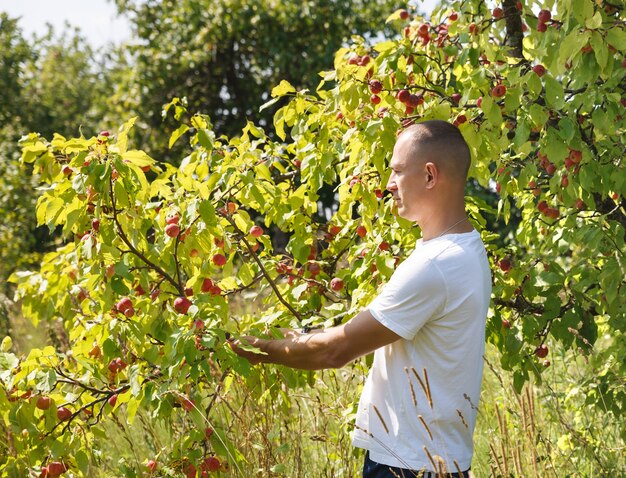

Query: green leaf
606,27,626,50
544,77,565,109
115,117,137,154
126,396,139,425
271,80,296,98
37,196,65,228
259,96,281,112
558,30,589,67
271,464,286,473
572,0,594,25
590,32,609,70
121,150,154,167
585,10,603,29
75,449,90,474
169,124,190,149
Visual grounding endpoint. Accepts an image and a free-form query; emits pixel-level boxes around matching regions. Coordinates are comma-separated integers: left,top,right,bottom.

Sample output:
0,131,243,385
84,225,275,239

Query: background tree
0,14,108,291
108,0,405,157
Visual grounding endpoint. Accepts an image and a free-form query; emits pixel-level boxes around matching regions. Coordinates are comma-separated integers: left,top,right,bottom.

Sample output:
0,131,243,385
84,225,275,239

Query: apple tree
2,0,625,475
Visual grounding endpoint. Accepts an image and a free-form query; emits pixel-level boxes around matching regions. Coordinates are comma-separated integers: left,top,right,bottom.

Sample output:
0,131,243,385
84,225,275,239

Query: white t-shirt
352,230,492,472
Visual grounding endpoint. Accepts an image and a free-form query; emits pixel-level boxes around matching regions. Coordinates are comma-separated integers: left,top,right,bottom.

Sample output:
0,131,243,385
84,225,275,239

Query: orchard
1,0,625,476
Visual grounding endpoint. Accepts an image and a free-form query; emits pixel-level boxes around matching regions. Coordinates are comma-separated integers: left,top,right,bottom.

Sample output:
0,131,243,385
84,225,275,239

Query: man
231,120,492,477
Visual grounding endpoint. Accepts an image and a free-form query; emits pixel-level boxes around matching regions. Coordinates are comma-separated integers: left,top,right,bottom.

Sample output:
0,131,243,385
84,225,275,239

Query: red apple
56,407,71,422
165,223,180,238
47,462,67,477
538,9,551,23
491,84,507,98
116,297,133,313
545,207,560,219
108,394,118,407
399,9,409,20
212,253,227,267
146,460,158,473
532,64,546,77
250,225,264,237
201,278,214,293
406,93,423,107
108,359,121,373
537,200,549,213
329,225,342,236
201,456,221,472
492,7,504,19
370,94,381,105
356,225,367,238
330,278,344,291
454,114,467,126
397,89,410,104
105,264,116,279
174,297,192,314
535,344,549,358
498,258,512,272
537,22,547,32
183,464,197,478
88,345,101,359
569,149,582,163
166,215,179,225
502,319,511,329
369,79,383,94
180,397,195,411
210,284,222,296
36,396,52,410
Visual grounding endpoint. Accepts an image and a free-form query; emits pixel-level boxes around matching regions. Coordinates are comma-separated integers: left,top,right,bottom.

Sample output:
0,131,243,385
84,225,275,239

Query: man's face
386,133,426,222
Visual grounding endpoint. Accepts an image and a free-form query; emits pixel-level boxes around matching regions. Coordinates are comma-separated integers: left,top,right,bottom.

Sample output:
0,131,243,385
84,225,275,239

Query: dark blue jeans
363,451,470,478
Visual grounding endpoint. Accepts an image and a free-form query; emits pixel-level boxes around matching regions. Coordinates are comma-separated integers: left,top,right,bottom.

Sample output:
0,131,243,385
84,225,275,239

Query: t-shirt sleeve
367,257,446,340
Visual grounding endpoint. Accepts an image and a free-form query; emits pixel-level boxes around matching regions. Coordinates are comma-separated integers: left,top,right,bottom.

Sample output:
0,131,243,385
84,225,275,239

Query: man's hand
228,336,266,365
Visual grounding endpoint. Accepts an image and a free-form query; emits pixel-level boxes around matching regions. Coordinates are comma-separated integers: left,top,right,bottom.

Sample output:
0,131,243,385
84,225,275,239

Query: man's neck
419,213,472,241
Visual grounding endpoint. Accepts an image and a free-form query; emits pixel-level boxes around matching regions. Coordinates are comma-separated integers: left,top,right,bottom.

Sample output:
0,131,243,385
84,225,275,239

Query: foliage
108,0,405,156
1,0,625,476
0,13,110,288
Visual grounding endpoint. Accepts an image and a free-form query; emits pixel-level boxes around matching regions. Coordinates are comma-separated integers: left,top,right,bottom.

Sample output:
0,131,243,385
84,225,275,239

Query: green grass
4,299,625,477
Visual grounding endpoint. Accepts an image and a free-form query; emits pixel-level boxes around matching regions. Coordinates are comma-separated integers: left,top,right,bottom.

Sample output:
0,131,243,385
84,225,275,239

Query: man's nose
386,175,397,191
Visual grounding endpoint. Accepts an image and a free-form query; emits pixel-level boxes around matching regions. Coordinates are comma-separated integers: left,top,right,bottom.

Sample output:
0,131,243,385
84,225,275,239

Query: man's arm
229,310,401,370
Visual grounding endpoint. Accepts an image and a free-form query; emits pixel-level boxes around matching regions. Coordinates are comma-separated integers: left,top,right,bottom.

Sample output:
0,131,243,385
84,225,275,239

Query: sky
2,0,441,49
0,0,132,48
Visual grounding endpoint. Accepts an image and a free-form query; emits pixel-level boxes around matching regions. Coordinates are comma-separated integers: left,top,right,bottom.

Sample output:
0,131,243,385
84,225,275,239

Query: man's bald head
398,120,471,183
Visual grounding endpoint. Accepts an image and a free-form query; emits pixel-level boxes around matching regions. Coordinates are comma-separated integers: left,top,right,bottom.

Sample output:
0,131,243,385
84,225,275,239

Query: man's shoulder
415,230,483,259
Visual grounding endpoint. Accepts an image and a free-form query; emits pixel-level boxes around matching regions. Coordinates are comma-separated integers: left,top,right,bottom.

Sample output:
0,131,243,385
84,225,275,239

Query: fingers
228,336,263,365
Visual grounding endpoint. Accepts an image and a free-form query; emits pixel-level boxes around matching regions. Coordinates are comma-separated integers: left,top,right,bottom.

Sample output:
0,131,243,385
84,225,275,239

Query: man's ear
424,162,438,188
